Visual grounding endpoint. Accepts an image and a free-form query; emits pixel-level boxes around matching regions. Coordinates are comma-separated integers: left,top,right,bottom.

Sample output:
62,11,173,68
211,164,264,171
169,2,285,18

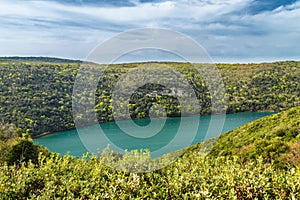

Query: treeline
0,56,82,63
0,59,299,136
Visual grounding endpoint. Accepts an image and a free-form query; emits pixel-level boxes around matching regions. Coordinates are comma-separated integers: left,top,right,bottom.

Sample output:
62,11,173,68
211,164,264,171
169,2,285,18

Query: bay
34,112,274,157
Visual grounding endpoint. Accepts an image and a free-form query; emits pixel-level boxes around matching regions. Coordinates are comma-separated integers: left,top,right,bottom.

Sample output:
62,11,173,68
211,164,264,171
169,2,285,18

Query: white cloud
0,0,248,24
0,0,299,62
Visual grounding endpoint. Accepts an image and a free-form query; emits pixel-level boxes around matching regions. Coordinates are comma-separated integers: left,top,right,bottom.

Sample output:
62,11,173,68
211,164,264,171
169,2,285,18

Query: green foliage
0,59,299,136
3,135,49,166
0,107,300,198
209,106,300,166
99,147,184,173
0,123,49,166
0,151,299,199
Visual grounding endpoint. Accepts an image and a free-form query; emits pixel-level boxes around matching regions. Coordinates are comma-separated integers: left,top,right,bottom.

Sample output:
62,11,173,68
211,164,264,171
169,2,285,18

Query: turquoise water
34,112,274,157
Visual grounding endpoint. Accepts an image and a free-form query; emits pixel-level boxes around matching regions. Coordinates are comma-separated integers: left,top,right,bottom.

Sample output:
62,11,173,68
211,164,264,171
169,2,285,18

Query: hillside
0,58,299,136
199,106,300,167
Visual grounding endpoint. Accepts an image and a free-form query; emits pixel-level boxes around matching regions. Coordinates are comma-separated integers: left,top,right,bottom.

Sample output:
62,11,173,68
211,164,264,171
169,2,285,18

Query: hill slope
206,106,300,166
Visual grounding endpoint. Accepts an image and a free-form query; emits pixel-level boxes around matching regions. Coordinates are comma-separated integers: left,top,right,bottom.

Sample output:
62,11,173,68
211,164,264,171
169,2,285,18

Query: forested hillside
187,106,300,168
0,58,299,136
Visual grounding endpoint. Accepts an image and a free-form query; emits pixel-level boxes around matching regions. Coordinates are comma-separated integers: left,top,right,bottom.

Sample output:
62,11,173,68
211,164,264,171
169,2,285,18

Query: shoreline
31,126,80,139
31,110,277,139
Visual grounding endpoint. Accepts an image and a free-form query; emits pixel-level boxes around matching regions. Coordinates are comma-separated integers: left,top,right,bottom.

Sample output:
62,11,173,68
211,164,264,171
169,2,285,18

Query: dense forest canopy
0,58,299,136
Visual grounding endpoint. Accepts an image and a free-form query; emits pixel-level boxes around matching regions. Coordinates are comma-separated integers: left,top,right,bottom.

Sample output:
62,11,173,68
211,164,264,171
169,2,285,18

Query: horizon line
0,55,299,65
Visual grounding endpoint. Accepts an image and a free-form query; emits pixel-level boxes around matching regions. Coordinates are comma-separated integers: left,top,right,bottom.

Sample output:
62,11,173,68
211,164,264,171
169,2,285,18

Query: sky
0,0,299,63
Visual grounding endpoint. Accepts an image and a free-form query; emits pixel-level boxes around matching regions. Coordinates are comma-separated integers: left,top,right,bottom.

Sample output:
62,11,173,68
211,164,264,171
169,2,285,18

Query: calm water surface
34,112,274,157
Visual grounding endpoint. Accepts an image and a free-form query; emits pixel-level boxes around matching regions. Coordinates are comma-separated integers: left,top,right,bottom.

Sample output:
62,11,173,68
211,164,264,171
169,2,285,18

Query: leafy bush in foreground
0,151,299,199
0,123,49,167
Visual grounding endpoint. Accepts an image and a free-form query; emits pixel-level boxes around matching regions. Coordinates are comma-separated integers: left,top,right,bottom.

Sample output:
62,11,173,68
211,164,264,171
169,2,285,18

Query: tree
0,123,49,166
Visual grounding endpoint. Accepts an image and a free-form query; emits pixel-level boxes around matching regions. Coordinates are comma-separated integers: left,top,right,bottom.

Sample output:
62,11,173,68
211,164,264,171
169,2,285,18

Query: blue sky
0,0,299,63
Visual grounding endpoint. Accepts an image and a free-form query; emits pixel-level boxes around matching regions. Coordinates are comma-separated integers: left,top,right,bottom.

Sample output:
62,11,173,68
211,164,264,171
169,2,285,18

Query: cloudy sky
0,0,299,63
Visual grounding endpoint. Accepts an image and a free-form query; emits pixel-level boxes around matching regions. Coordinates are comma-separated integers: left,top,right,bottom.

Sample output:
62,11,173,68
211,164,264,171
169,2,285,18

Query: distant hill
0,56,82,63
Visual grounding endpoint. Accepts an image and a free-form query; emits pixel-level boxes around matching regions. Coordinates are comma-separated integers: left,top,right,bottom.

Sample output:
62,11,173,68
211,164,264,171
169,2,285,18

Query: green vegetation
1,152,299,199
0,58,299,136
0,122,49,167
0,57,299,198
0,56,82,63
0,106,300,199
186,106,300,170
208,106,300,167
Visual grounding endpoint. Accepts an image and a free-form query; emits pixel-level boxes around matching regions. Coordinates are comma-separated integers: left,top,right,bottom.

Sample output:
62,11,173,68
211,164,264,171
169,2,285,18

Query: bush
0,124,49,167
0,151,299,199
